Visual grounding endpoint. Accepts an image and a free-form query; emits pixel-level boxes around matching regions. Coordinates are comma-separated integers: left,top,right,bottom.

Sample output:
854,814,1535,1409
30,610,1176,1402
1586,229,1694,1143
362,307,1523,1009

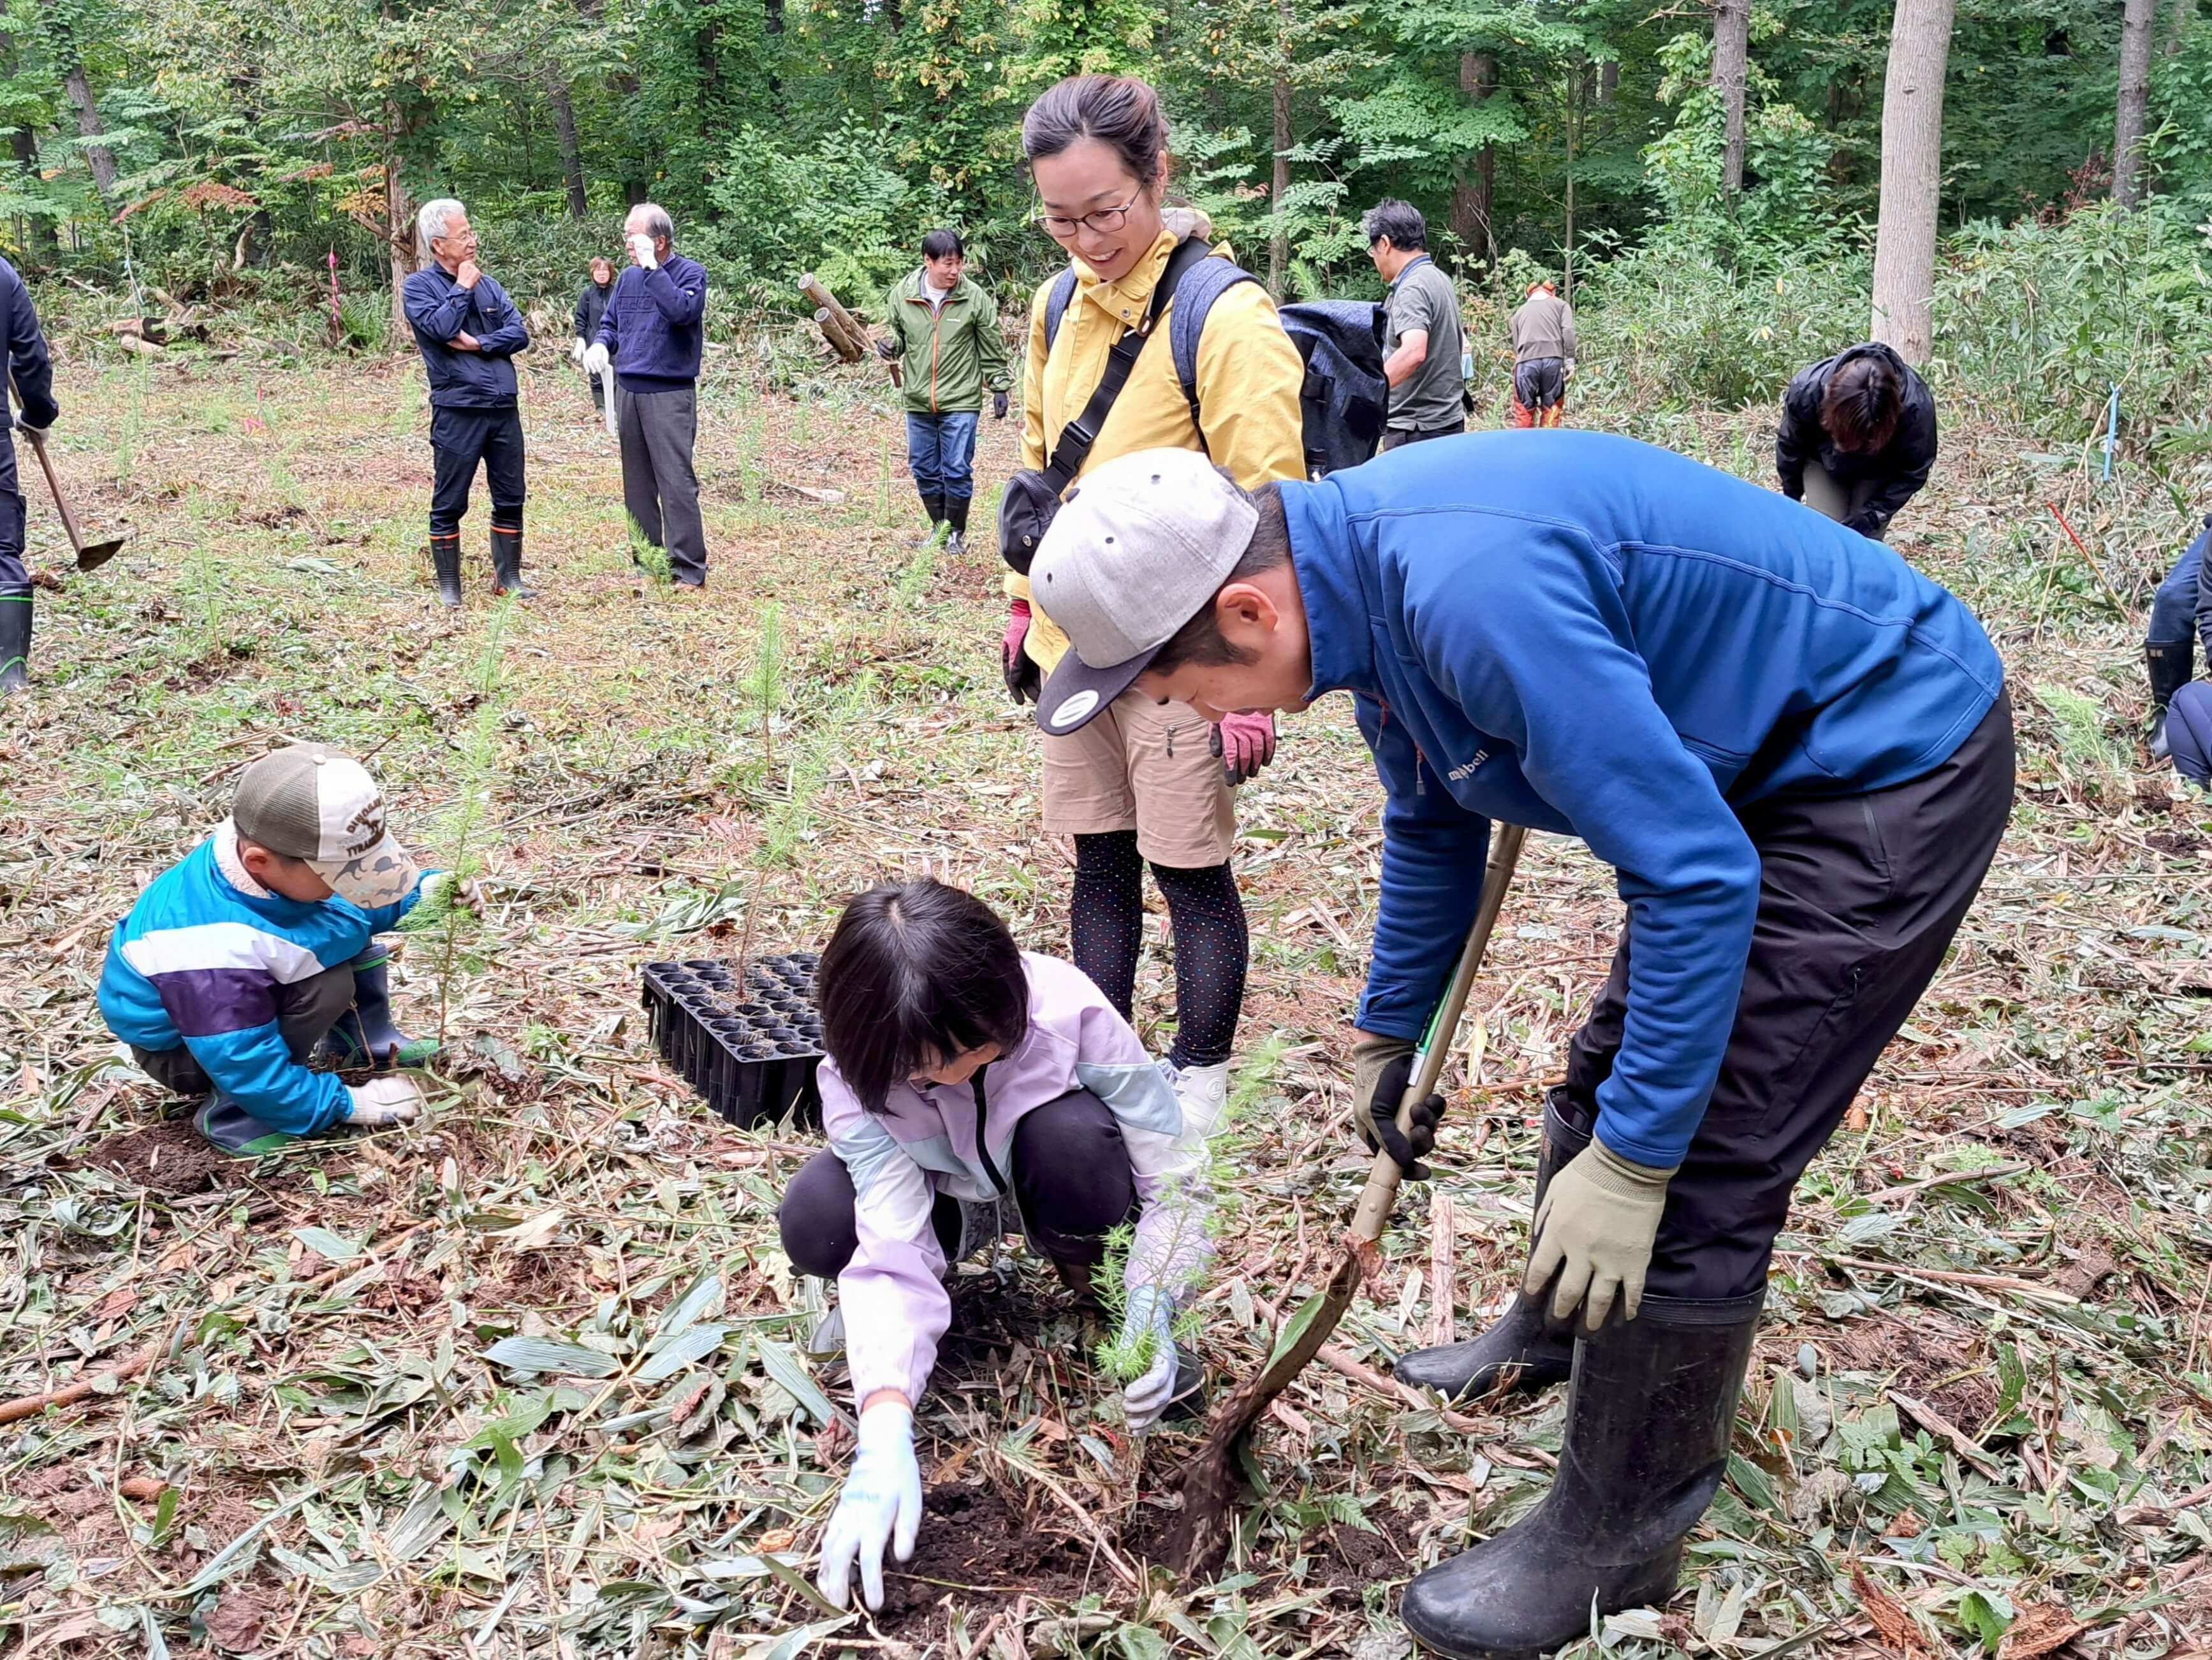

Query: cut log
810,306,865,363
800,275,867,363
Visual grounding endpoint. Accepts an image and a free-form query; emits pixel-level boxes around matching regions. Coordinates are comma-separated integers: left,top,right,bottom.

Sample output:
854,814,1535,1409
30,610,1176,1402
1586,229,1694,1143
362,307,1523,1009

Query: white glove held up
346,1074,426,1127
1118,1286,1180,1431
582,342,610,378
817,1401,923,1612
627,233,659,271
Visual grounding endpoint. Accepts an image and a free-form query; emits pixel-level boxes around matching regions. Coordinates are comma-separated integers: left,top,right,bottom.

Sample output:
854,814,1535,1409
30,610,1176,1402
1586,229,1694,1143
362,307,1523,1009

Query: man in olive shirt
1364,200,1466,449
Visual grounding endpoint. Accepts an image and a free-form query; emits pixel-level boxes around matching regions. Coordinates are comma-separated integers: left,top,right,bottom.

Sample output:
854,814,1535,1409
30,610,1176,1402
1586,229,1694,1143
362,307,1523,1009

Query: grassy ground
2,328,2210,1660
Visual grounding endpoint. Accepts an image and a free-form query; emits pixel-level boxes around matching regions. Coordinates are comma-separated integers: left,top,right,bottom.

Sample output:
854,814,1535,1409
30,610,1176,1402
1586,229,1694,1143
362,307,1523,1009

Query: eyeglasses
1032,193,1146,238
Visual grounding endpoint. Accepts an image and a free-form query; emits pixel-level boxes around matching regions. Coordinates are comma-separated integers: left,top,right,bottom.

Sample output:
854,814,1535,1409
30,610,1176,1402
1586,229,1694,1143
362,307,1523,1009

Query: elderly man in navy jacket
0,254,57,693
402,198,532,607
1028,438,2014,1659
585,203,710,588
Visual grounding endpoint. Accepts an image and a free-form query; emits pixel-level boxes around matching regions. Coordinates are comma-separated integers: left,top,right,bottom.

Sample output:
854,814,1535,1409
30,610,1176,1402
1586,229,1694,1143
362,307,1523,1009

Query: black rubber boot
430,534,464,610
916,492,945,545
944,494,970,557
319,951,439,1070
0,586,30,694
1400,1288,1765,1660
1393,1092,1590,1401
2149,642,2192,759
195,1090,300,1156
490,524,536,599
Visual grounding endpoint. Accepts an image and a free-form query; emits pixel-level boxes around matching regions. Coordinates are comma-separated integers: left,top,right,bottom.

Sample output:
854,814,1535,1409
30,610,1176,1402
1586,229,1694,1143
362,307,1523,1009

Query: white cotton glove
1118,1286,1180,1431
817,1401,923,1611
1565,358,1578,377
582,342,610,378
628,233,659,271
569,337,587,365
346,1074,426,1127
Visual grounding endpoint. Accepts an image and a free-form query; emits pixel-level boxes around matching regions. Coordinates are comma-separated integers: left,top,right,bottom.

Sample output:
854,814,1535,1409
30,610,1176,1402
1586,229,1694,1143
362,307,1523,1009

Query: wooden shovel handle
1347,822,1528,1244
23,426,86,554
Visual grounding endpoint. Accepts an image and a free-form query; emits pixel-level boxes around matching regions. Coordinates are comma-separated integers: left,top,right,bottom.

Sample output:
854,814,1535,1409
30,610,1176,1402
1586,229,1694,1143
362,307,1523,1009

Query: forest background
0,0,2208,460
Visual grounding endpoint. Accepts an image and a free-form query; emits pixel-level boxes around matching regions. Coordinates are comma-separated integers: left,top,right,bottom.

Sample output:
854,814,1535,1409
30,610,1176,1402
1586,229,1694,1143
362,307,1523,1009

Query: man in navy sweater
1029,440,2013,1659
0,254,57,693
402,198,532,607
586,203,710,588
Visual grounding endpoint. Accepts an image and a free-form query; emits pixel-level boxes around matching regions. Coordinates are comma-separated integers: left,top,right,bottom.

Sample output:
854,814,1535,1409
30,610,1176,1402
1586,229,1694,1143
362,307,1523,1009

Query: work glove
817,1400,923,1612
582,342,610,379
346,1074,427,1128
1002,599,1039,704
15,418,48,438
1524,1140,1678,1331
875,337,904,362
627,233,659,271
421,870,484,915
992,390,1010,421
1212,712,1277,783
1351,1035,1441,1180
1565,358,1577,378
569,337,587,365
1118,1286,1180,1431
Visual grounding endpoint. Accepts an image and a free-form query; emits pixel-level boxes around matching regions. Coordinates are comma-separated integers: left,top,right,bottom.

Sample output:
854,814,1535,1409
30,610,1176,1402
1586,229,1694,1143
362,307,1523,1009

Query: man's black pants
1382,419,1467,451
1556,690,2015,1300
429,404,526,537
778,1088,1139,1275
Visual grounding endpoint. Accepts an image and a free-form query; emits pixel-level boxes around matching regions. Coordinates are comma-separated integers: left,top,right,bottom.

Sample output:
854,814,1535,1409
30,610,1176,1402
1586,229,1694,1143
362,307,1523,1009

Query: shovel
597,364,618,439
23,426,126,571
1163,822,1528,1580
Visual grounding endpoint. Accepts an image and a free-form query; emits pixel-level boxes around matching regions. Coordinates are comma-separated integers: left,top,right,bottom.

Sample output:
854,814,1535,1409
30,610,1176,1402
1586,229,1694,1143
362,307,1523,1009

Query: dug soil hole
89,1117,239,1195
875,1482,1101,1634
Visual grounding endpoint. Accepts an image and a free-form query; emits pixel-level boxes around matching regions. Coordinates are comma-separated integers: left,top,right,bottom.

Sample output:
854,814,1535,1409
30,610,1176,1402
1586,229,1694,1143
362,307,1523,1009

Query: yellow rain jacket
1012,217,1307,673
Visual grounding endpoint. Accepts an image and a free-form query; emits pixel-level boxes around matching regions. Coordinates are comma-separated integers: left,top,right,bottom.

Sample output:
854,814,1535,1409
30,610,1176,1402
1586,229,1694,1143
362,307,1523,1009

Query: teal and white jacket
98,824,431,1134
819,952,1212,1408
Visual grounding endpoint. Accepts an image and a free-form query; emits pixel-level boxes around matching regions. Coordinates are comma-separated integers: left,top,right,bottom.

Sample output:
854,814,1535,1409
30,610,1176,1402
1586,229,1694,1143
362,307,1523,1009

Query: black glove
875,337,902,362
992,390,1010,421
1358,1048,1444,1180
1003,641,1041,704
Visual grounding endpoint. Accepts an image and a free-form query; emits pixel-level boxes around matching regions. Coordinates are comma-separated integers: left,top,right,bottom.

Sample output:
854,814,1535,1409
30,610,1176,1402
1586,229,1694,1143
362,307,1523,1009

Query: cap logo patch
1048,690,1101,729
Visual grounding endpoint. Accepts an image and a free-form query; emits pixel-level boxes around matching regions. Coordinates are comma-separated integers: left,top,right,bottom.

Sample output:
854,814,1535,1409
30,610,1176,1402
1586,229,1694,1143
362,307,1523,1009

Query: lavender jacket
822,952,1212,1408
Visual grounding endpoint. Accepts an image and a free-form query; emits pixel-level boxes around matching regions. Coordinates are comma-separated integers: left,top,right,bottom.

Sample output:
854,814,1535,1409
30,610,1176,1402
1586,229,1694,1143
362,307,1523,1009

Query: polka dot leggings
1069,830,1248,1070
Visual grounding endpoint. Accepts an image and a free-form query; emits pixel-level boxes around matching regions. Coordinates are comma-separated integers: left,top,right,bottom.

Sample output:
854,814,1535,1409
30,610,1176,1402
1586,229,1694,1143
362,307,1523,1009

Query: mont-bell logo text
1446,748,1491,783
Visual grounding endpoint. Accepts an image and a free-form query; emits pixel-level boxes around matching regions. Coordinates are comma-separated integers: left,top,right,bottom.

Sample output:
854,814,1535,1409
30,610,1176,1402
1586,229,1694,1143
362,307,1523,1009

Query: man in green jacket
879,229,1012,555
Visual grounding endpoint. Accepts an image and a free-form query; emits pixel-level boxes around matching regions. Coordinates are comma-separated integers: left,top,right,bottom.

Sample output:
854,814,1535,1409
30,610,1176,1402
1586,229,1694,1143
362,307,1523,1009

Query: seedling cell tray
641,953,825,1126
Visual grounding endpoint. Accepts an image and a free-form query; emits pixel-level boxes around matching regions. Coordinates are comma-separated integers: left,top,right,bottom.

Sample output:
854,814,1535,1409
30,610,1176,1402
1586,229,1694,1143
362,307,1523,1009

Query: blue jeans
2149,523,2211,666
906,411,979,504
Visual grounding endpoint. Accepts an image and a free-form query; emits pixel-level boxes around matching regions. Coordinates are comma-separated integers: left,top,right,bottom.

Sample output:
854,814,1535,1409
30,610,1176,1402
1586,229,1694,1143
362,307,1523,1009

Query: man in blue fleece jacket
1029,440,2013,1660
586,203,710,587
402,198,533,608
100,745,455,1155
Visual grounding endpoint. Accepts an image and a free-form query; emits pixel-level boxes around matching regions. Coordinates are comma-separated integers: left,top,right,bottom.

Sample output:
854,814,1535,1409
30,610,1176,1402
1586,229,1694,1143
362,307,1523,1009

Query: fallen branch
0,1334,168,1425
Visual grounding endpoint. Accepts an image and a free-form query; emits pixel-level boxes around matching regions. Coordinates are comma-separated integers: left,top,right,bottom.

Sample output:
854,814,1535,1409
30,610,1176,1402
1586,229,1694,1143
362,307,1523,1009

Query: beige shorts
1040,688,1236,867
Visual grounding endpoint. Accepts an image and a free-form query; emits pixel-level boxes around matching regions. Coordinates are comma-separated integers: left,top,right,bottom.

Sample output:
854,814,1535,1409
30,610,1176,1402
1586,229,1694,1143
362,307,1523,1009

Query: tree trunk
1268,0,1292,299
1449,52,1497,268
2166,0,2195,53
545,68,587,217
10,126,53,254
62,64,117,196
764,0,786,113
2114,0,2157,206
1711,0,1750,195
386,154,414,340
1870,0,1956,365
1563,61,1578,300
612,71,650,203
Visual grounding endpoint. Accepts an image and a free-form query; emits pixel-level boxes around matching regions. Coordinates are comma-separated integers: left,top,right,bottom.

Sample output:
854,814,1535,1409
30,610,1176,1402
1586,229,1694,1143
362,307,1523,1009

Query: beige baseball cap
231,744,420,908
1030,449,1259,735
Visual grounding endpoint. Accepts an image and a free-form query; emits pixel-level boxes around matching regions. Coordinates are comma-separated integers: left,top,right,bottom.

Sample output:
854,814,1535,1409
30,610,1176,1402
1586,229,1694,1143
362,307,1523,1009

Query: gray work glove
1524,1140,1677,1330
346,1074,427,1127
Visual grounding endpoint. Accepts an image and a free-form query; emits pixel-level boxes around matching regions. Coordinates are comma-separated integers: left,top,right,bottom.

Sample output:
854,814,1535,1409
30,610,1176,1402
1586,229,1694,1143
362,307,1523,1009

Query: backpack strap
1036,238,1214,497
1165,251,1262,446
1043,268,1078,351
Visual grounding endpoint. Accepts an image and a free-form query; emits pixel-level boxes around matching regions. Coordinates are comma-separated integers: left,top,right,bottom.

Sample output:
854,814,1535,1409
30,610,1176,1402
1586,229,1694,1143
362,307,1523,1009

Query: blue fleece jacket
0,256,57,433
597,254,708,391
1286,430,2003,1169
99,838,429,1135
402,266,529,408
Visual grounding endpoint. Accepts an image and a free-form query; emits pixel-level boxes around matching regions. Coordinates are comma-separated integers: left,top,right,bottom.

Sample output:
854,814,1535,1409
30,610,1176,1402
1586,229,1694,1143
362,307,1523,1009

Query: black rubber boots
1393,1091,1588,1401
1400,1290,1764,1659
0,586,29,693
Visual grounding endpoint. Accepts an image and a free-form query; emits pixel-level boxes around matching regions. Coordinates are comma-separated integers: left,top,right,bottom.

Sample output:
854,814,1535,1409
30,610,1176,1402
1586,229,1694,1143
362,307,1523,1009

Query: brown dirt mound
875,1480,1101,1633
87,1118,238,1195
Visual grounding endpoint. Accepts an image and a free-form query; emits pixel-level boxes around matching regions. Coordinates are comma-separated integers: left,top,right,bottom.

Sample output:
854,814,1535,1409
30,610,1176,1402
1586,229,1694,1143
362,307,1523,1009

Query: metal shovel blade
77,535,128,572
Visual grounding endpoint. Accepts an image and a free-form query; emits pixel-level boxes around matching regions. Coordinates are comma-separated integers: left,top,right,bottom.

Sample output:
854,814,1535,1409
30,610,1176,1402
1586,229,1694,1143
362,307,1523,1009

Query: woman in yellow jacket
1003,73,1308,1137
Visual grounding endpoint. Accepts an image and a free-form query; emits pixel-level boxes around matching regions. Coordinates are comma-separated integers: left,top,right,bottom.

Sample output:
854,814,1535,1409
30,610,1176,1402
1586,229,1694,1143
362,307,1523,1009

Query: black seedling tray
641,953,825,1127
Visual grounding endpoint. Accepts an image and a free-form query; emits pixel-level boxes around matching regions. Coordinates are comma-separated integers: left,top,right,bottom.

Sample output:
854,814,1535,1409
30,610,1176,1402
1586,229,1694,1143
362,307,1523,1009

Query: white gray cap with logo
230,743,421,908
1031,449,1259,735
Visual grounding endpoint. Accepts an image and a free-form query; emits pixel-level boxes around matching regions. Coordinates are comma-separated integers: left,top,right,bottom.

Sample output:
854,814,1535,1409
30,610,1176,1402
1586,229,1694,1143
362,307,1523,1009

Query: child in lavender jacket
779,878,1214,1612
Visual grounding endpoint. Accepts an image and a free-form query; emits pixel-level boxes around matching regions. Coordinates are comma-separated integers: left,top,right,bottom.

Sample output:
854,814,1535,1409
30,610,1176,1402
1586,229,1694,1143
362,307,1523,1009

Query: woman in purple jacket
779,878,1213,1612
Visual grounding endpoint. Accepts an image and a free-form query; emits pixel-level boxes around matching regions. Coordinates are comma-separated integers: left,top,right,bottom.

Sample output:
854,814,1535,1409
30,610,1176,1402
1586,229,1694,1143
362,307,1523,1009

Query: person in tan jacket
1001,72,1307,1143
1509,280,1578,428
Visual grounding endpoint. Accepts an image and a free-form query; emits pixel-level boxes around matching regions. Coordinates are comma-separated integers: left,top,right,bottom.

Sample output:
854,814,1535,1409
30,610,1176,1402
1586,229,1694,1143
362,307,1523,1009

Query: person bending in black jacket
402,197,533,608
1775,342,1937,543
